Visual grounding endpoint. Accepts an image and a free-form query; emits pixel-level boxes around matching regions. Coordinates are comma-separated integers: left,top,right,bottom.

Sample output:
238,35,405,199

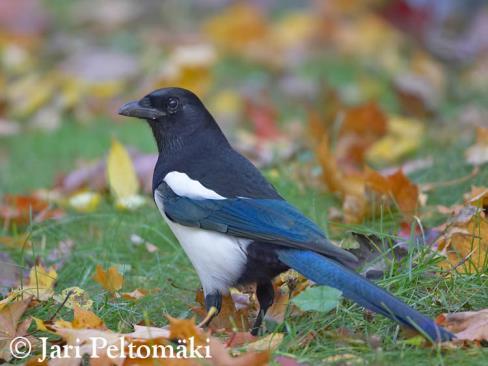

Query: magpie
118,87,453,341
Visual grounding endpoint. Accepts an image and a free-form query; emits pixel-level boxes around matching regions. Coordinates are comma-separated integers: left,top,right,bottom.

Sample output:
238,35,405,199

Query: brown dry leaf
434,211,488,273
364,168,419,215
464,186,488,210
335,102,388,171
436,309,488,342
210,337,270,366
120,289,148,301
465,127,488,166
0,297,34,361
92,265,123,293
22,263,57,301
49,327,124,366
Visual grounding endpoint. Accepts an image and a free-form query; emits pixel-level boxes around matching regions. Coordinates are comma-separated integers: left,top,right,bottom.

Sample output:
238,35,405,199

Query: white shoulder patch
164,171,225,200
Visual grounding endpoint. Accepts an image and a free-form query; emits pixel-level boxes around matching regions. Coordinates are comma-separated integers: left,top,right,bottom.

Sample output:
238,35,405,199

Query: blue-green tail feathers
278,249,453,342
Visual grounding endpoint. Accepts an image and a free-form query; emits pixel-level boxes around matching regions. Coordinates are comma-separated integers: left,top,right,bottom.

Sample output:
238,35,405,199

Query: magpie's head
118,87,209,137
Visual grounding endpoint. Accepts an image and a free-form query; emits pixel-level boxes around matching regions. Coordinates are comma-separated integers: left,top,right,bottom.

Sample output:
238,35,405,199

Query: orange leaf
72,306,105,329
92,265,123,293
365,168,419,215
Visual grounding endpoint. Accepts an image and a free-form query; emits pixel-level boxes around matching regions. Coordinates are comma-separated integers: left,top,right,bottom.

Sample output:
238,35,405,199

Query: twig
48,289,74,321
420,166,479,192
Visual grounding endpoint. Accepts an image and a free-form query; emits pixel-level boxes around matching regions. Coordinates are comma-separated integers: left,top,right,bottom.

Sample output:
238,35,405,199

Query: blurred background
0,1,487,359
0,0,487,195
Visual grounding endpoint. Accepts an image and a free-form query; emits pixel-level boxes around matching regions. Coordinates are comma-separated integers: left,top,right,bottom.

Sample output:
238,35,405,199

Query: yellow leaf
53,286,93,310
367,116,425,164
32,316,49,332
23,264,57,301
246,332,284,352
68,191,101,213
107,139,139,200
92,265,123,293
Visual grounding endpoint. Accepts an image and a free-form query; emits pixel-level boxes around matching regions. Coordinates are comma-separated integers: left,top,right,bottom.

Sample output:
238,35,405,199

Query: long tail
277,249,453,342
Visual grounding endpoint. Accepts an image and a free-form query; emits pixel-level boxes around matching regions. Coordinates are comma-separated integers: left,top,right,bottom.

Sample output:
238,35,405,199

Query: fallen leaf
71,306,105,329
246,332,284,352
0,194,64,227
107,139,140,205
367,116,425,164
436,309,488,342
92,265,123,293
291,286,342,313
364,168,419,215
68,191,101,213
120,289,148,301
53,286,93,310
22,263,57,301
434,209,488,273
0,297,34,361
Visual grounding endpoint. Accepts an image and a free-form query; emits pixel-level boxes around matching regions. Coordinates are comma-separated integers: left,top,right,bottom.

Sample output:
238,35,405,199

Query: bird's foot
197,306,219,328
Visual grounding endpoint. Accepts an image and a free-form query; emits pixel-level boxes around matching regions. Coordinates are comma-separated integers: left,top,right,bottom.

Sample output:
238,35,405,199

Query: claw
197,306,219,328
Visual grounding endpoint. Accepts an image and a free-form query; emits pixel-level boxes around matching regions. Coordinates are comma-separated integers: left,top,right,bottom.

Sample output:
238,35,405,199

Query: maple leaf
0,297,34,361
21,264,57,301
92,265,123,293
433,205,488,273
436,309,488,342
364,168,419,215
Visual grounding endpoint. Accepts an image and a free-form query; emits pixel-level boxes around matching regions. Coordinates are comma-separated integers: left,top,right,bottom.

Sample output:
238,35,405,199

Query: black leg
198,292,222,328
251,281,274,336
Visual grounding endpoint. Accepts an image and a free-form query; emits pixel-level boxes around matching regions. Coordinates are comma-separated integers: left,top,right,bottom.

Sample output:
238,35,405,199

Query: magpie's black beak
118,101,166,120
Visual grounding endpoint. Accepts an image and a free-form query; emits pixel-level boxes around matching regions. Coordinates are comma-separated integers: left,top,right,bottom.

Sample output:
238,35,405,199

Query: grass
1,116,487,365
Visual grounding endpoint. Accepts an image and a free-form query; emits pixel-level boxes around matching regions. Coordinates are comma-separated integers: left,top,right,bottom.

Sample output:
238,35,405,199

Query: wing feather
157,186,357,265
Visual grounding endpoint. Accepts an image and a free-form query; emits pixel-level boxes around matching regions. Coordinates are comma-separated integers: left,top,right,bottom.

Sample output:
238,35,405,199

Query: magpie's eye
167,97,179,113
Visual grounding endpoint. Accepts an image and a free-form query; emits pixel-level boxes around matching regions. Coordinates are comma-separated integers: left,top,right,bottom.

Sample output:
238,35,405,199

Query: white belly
154,171,251,295
164,218,250,295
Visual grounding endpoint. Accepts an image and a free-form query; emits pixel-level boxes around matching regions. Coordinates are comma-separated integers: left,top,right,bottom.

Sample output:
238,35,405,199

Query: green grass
1,115,487,365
